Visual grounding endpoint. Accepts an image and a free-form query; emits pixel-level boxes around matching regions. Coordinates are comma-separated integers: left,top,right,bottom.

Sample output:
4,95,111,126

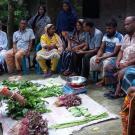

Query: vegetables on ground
2,80,63,119
68,106,91,117
55,94,82,108
50,112,108,129
9,111,48,135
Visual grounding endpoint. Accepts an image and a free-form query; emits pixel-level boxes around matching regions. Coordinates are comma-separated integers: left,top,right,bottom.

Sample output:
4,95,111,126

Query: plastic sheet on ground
0,78,119,135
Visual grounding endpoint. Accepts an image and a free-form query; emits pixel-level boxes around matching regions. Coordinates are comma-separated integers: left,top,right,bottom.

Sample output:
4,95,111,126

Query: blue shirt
102,32,123,53
85,28,103,49
13,28,35,51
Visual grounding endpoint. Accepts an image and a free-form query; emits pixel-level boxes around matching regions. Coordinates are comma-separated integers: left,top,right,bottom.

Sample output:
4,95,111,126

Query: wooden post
7,0,14,49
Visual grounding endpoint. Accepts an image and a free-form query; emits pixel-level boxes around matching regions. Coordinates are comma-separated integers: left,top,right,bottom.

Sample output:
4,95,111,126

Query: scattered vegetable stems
50,112,108,129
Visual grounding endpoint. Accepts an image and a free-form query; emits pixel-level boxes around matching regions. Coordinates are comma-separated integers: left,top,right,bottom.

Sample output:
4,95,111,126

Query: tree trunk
7,0,14,49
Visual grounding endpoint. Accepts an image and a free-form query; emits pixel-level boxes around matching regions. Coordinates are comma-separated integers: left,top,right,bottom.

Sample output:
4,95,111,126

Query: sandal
104,91,115,97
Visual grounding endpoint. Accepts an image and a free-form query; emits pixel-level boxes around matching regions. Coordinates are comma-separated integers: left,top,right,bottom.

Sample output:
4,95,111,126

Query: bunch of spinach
2,80,63,119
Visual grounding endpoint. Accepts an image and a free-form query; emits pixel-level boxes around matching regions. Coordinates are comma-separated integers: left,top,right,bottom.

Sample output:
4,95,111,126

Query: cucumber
68,106,91,117
72,112,82,117
68,107,76,112
77,106,87,110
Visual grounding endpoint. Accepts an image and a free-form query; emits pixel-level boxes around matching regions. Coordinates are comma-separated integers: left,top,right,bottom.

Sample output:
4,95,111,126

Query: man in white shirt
0,21,8,71
5,19,35,74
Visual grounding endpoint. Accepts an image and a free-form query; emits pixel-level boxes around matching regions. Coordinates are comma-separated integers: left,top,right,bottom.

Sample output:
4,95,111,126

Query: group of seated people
0,1,135,101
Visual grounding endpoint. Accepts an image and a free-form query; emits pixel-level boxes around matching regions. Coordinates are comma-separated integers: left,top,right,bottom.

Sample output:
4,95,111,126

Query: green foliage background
0,0,82,30
0,0,29,29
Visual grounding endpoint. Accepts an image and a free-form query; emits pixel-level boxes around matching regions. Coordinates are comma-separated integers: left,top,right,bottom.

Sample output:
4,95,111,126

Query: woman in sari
36,24,63,77
61,19,87,76
120,87,135,135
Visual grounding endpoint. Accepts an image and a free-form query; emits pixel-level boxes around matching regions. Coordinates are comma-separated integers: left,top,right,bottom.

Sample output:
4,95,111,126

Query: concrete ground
0,73,124,135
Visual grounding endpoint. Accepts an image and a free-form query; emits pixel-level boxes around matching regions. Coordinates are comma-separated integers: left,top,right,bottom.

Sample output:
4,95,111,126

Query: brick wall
85,0,135,34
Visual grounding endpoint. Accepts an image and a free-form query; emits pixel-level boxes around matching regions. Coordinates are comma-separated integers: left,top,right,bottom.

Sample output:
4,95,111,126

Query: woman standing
28,5,51,67
28,5,51,43
36,24,63,77
61,19,87,76
56,0,77,35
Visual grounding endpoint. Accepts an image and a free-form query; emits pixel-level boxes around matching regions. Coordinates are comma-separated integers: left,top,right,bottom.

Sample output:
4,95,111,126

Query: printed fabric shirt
28,15,51,39
102,32,123,53
120,33,135,63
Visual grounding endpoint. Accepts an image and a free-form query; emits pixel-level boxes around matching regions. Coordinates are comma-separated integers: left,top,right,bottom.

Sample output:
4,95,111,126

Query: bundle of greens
6,86,50,119
2,80,35,89
39,85,63,98
3,80,63,119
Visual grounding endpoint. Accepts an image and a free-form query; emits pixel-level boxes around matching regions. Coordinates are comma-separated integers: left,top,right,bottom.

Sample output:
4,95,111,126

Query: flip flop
107,93,125,100
104,91,115,97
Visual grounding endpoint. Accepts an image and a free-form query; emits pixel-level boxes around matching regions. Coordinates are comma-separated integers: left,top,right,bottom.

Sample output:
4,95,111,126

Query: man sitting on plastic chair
5,19,35,75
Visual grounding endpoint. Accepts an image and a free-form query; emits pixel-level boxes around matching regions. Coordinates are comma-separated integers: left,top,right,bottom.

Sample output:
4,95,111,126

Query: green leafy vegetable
2,80,63,119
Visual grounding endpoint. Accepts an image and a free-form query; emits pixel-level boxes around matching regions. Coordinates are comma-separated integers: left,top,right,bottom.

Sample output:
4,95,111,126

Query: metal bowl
67,76,87,87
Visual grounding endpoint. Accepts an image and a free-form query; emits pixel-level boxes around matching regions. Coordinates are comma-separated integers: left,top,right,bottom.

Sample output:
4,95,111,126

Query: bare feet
70,72,77,76
63,70,72,76
115,83,122,96
96,80,104,87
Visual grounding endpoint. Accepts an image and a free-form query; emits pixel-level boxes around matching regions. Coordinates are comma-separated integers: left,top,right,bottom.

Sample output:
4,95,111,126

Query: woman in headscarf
28,5,51,43
56,0,77,35
36,24,63,77
61,19,87,76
